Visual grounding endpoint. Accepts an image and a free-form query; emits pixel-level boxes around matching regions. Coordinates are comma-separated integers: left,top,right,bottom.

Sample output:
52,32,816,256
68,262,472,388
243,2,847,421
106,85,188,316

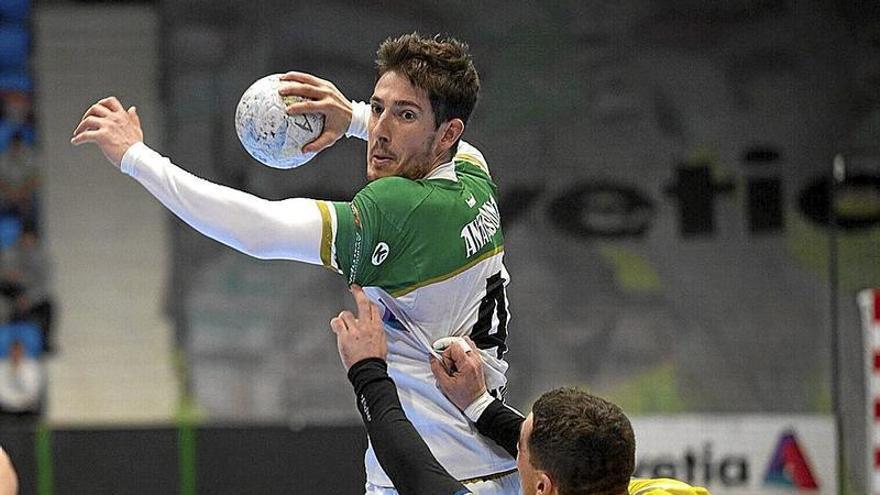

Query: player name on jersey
461,197,501,257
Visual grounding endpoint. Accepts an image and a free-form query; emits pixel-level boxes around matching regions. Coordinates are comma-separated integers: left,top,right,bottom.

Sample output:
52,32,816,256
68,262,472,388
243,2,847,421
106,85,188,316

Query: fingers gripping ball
235,74,325,169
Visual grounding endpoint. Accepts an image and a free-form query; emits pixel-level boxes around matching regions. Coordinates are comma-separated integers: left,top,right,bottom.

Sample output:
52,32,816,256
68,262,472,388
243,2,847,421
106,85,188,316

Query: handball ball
235,74,325,169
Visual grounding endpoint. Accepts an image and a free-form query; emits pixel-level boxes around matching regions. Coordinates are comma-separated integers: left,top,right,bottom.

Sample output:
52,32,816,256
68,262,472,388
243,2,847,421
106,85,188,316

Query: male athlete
332,286,712,495
71,34,517,493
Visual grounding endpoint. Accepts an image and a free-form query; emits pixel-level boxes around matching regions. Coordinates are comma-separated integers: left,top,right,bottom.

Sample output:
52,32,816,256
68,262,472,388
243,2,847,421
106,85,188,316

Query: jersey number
470,271,508,358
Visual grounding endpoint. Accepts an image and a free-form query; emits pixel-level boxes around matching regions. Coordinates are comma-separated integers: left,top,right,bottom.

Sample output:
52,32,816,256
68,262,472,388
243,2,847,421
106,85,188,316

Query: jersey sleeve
331,177,427,287
348,358,471,495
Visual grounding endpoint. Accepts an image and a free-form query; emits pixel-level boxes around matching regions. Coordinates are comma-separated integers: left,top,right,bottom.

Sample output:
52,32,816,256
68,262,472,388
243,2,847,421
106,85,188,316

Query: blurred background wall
1,0,878,493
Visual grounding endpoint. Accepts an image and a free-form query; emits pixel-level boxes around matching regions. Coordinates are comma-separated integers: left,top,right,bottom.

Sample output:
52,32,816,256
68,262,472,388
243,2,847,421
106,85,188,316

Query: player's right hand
70,97,143,168
430,337,488,411
279,71,351,154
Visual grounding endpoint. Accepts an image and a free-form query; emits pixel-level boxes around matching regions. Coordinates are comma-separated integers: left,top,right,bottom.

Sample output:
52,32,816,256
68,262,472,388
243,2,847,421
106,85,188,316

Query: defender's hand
430,337,488,411
71,97,143,168
330,285,386,370
279,71,352,154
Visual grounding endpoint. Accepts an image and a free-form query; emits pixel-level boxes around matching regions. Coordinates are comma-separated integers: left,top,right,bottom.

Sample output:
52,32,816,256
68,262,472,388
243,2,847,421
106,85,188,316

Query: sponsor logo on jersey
466,194,477,207
371,242,390,266
461,197,501,257
763,430,819,489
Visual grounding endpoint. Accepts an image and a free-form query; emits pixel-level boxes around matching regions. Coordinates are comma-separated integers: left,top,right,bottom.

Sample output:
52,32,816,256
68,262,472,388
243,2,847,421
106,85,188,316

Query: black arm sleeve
474,400,525,458
347,358,471,495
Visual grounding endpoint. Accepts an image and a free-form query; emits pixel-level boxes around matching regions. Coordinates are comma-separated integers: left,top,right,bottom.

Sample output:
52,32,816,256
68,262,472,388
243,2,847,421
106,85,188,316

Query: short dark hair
376,32,480,128
529,388,635,495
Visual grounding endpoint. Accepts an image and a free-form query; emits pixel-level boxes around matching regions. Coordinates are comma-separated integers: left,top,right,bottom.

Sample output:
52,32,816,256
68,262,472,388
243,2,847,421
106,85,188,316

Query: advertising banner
632,416,836,495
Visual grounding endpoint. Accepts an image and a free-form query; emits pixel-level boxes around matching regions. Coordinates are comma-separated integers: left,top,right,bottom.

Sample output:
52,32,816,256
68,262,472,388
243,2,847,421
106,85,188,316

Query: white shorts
365,469,521,495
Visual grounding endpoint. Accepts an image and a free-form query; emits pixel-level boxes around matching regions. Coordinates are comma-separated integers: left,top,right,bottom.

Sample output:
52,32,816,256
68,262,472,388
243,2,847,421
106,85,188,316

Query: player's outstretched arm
280,72,370,149
332,287,470,495
71,97,329,265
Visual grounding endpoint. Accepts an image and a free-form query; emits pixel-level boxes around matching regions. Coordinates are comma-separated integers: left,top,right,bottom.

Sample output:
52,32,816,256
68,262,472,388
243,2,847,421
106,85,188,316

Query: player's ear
437,118,464,151
535,472,553,494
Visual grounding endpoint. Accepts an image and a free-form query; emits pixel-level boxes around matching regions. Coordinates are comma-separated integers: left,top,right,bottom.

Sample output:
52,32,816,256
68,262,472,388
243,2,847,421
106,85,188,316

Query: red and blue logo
764,430,819,489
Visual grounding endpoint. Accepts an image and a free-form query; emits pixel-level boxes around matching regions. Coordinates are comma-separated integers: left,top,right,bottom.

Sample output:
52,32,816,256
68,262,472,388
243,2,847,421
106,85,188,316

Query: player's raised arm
279,71,370,149
71,97,332,266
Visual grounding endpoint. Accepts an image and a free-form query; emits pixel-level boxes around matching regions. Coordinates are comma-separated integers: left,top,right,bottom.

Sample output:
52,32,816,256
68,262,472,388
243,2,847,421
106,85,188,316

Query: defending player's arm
472,399,525,458
430,338,524,458
348,360,470,495
332,287,470,495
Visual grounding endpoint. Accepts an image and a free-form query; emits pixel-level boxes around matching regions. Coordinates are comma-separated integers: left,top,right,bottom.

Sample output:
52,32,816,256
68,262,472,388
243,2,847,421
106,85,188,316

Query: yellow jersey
629,478,711,495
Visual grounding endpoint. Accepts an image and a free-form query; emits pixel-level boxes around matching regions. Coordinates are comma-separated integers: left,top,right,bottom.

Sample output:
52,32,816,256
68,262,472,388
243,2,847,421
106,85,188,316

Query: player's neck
424,149,454,175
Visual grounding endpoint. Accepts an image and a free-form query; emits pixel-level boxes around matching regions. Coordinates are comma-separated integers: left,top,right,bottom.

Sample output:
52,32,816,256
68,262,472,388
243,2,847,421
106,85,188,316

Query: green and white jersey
318,142,516,485
118,134,515,486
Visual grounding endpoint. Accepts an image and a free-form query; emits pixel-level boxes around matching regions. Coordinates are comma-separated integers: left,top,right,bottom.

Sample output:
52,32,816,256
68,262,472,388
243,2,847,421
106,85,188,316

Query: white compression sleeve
345,100,370,141
121,142,326,264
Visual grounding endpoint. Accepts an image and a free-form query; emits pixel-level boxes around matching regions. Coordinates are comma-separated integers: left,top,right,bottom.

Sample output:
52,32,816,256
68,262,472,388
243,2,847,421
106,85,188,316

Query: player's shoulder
628,478,712,495
358,176,433,203
355,176,434,224
454,141,489,170
454,141,492,177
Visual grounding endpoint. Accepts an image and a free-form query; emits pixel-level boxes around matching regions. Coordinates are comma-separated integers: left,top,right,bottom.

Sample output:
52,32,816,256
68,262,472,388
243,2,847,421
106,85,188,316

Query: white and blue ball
234,74,324,169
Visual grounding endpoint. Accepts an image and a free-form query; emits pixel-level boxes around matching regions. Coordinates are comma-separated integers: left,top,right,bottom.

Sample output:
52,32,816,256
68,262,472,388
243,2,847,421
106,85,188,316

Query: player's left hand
70,97,143,168
330,285,387,370
279,71,351,154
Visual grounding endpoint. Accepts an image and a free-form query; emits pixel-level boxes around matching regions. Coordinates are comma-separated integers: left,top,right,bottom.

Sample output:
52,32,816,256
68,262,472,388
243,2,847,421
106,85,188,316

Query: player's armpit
121,142,329,265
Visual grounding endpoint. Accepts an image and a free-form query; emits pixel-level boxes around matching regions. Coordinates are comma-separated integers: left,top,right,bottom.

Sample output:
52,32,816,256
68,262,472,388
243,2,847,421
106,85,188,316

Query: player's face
367,71,449,181
517,413,541,495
